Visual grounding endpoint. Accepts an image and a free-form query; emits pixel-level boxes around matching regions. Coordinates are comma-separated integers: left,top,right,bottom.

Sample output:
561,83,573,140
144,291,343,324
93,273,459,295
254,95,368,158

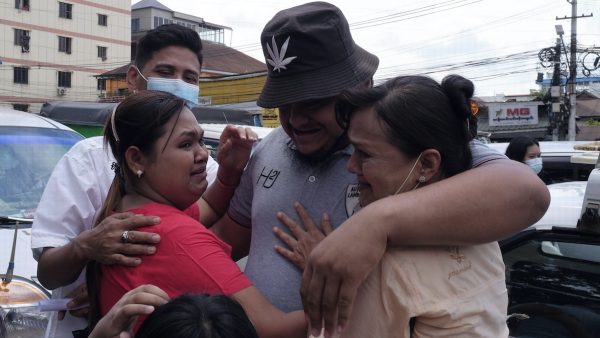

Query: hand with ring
121,230,131,244
73,212,162,266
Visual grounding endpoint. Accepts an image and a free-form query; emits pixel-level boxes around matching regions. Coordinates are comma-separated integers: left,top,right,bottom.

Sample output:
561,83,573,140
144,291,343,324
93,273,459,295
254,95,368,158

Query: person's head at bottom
336,74,475,207
136,294,258,338
256,1,379,163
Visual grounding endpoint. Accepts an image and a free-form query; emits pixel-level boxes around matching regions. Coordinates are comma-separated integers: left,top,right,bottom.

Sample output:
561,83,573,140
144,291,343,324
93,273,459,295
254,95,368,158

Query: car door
501,228,600,337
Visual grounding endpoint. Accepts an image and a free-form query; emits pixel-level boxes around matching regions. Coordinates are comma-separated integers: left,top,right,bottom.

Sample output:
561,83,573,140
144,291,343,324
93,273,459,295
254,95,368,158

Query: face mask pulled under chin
135,67,199,107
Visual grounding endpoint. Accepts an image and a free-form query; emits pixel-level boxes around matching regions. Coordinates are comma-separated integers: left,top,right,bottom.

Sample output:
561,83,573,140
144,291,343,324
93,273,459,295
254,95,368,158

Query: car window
204,137,219,159
541,241,600,263
0,126,82,219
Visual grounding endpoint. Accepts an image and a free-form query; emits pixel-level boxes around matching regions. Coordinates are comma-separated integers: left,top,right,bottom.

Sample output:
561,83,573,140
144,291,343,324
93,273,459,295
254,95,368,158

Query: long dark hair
136,294,259,338
336,74,474,178
87,91,186,329
505,136,539,163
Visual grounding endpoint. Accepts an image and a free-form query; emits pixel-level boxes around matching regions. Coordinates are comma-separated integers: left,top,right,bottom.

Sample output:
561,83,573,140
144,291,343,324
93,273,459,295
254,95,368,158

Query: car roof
487,141,594,157
40,100,257,127
200,123,274,140
0,108,77,131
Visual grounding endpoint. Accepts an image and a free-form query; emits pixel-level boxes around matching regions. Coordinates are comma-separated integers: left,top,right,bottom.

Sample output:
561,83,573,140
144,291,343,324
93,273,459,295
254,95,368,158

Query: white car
0,109,84,337
488,141,598,182
533,181,587,229
201,123,274,159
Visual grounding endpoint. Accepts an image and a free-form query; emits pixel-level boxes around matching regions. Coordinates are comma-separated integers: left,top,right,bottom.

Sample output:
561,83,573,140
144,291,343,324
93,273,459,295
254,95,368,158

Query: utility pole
557,0,593,141
551,37,562,141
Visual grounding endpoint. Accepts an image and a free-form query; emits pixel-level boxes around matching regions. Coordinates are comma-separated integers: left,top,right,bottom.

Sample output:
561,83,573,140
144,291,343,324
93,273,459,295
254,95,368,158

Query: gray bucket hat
257,1,379,108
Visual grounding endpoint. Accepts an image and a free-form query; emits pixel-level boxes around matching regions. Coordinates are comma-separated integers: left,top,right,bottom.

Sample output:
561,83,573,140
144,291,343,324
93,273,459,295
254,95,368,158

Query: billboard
488,102,540,127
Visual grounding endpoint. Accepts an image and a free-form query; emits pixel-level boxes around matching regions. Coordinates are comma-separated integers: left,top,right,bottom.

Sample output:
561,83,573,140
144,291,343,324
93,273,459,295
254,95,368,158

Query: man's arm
37,213,161,290
32,138,162,290
301,158,550,336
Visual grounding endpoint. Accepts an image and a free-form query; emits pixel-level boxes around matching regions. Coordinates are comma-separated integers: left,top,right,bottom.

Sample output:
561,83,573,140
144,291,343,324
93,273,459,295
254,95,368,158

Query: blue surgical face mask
134,66,199,107
525,157,543,174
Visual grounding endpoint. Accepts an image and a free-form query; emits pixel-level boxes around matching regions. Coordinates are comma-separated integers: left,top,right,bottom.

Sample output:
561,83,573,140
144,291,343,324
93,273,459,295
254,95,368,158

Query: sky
141,0,600,97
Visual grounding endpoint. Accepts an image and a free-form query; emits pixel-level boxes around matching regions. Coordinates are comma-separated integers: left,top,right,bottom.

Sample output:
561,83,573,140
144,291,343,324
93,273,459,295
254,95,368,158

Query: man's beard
286,132,350,167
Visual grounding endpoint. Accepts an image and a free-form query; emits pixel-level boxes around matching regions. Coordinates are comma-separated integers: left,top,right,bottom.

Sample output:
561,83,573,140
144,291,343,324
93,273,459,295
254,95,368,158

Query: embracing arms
287,158,550,336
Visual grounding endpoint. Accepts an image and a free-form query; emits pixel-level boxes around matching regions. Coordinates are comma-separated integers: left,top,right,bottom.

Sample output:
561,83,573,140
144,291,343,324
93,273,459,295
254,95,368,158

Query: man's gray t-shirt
228,128,505,312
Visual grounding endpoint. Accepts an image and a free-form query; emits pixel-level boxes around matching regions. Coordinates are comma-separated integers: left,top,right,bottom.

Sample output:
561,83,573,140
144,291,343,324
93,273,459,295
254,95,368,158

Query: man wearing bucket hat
211,2,549,335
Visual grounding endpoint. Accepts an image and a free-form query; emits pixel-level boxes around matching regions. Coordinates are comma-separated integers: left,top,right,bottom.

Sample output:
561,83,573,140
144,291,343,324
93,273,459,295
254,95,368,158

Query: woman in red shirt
87,91,305,338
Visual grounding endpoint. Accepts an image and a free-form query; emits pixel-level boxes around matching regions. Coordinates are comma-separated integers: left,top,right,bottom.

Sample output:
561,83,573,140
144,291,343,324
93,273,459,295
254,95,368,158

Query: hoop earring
136,170,143,179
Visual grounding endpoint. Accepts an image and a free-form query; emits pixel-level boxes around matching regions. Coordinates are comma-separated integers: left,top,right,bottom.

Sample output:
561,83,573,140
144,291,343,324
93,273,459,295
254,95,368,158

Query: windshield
0,126,82,221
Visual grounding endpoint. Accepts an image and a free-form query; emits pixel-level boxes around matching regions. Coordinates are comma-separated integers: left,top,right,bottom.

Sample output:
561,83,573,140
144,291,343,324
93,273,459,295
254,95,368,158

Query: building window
98,14,107,26
153,16,173,28
58,36,72,54
58,71,72,88
132,18,139,32
13,67,29,84
97,78,106,91
59,2,72,19
13,104,29,112
14,28,30,52
15,0,30,11
98,46,107,60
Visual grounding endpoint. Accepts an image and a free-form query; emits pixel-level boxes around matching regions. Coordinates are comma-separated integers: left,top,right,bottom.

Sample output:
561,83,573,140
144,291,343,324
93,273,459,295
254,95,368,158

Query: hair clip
110,104,120,142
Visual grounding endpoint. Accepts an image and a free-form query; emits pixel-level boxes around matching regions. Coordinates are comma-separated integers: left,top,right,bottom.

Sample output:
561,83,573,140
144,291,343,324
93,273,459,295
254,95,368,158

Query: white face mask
525,157,543,174
393,153,423,195
134,66,199,107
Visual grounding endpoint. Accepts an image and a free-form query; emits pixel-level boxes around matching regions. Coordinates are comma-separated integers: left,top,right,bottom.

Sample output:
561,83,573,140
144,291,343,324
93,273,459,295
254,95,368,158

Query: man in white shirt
31,24,218,338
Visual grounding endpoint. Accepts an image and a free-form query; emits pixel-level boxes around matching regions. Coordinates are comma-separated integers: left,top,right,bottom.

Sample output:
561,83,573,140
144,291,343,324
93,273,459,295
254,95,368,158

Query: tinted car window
0,126,82,219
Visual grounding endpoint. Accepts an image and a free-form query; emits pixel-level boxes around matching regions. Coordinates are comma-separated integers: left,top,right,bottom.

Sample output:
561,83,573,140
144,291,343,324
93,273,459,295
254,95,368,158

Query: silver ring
121,230,130,244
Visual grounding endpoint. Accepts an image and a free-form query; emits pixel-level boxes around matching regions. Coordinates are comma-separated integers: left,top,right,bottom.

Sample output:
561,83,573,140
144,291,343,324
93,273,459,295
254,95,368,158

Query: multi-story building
0,0,131,112
131,0,229,47
98,0,267,115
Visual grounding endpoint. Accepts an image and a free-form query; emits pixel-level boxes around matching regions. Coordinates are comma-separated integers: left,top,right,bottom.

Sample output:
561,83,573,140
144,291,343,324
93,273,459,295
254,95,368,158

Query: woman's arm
302,158,550,336
232,287,306,338
89,285,169,338
200,125,256,226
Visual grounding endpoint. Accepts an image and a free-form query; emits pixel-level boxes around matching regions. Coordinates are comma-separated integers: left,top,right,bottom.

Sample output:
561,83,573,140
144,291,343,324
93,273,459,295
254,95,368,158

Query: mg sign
488,102,540,127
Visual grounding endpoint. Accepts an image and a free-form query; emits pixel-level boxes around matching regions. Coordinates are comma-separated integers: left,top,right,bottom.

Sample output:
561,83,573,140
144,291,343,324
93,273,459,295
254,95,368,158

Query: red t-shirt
99,203,251,328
